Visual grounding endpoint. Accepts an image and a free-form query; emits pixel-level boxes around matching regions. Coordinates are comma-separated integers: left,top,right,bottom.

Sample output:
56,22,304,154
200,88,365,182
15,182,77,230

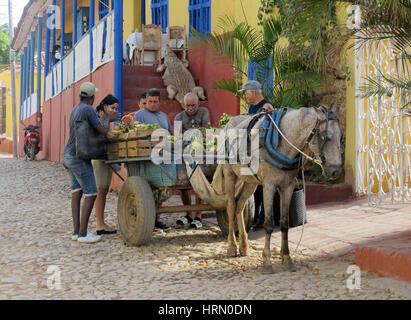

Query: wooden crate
118,147,151,158
118,148,138,158
106,143,119,160
107,152,119,160
107,143,119,152
136,128,155,136
108,130,159,159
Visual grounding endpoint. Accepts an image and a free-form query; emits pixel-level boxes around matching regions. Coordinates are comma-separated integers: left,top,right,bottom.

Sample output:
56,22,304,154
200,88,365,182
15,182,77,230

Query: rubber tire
118,176,156,246
217,196,255,237
29,144,36,161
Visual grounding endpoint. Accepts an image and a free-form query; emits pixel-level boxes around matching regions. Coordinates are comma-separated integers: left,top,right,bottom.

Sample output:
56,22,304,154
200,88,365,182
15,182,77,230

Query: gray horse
187,105,343,273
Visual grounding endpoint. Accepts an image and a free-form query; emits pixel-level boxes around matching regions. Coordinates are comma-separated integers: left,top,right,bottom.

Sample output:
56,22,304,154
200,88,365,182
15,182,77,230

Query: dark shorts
61,153,98,196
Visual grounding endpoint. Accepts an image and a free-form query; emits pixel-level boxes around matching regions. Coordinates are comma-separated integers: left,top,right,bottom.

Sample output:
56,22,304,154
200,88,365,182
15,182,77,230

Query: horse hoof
287,263,297,272
239,248,248,257
262,265,274,274
227,247,237,257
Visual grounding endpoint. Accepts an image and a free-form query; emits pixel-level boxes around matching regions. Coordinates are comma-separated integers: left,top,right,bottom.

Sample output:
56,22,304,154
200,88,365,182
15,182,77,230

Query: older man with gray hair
174,93,210,229
174,92,210,131
239,80,274,114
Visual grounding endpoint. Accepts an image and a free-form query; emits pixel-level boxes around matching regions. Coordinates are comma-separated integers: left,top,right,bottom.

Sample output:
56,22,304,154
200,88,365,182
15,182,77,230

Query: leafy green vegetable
219,113,233,128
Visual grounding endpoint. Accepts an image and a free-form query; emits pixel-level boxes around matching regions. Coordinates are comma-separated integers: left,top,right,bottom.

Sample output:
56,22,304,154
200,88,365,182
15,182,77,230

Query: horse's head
308,104,343,180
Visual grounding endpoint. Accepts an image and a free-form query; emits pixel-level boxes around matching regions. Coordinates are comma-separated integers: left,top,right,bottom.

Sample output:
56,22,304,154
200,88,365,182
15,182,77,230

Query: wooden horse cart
105,130,254,246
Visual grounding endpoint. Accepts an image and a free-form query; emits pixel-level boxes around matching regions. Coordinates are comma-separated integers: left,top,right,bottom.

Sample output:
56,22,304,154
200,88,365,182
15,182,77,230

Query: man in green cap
61,82,114,244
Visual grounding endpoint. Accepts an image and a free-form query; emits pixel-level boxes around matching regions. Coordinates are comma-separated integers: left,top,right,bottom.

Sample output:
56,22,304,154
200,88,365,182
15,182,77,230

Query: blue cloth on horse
260,108,301,170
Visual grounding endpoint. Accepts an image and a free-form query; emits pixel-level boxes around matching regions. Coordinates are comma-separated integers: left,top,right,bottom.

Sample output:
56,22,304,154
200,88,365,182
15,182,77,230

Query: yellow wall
0,67,45,139
62,0,141,43
336,2,357,186
145,0,261,32
233,0,261,27
124,0,142,36
169,0,189,28
0,70,20,139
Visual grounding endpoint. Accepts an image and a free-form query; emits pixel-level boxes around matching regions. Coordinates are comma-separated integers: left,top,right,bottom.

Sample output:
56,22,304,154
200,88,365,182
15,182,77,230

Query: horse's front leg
224,167,238,257
262,183,276,274
279,184,297,272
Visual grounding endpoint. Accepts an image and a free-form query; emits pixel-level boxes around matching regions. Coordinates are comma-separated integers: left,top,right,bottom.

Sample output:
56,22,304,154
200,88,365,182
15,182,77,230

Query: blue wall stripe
44,7,51,101
37,17,43,112
73,0,77,83
90,0,95,72
30,32,35,95
20,52,24,116
52,0,56,58
114,0,123,115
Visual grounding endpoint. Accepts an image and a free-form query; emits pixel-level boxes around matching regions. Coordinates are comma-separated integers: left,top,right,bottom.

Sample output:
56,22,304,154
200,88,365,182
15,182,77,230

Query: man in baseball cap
238,80,263,92
61,81,113,244
240,79,274,231
239,80,274,114
80,82,99,98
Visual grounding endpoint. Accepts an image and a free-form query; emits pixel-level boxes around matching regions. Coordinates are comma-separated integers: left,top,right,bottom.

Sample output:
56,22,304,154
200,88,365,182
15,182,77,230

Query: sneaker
176,216,193,226
190,218,203,229
71,233,79,241
77,232,102,243
155,219,170,230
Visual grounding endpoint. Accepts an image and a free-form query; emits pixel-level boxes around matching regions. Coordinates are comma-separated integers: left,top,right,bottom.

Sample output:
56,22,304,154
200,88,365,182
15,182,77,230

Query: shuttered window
188,0,211,37
248,55,274,99
99,0,110,20
151,0,169,33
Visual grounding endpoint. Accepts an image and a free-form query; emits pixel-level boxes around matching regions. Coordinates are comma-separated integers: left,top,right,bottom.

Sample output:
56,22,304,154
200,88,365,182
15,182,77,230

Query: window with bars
151,0,169,33
99,0,110,20
188,0,211,37
248,55,274,100
76,7,89,39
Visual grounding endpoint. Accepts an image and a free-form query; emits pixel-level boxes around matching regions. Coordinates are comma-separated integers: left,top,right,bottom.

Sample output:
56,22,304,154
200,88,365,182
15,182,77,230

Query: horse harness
306,106,339,166
245,106,339,173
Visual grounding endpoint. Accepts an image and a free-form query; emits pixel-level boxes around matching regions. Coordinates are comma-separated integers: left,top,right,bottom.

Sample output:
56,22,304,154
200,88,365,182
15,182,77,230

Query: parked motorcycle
24,125,40,160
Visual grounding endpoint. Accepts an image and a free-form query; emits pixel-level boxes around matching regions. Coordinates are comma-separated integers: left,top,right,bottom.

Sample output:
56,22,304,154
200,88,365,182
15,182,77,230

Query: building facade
8,0,409,201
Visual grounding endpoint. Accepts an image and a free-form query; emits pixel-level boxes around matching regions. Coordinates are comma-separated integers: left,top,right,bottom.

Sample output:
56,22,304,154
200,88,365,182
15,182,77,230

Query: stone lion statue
156,45,207,108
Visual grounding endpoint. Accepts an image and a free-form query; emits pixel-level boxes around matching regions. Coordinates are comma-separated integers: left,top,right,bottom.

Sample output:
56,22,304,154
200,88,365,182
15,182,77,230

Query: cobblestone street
0,153,410,300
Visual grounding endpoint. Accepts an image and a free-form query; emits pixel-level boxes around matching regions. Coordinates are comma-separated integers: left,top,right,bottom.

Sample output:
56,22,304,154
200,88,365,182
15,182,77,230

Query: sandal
96,225,117,235
155,219,170,230
96,229,117,235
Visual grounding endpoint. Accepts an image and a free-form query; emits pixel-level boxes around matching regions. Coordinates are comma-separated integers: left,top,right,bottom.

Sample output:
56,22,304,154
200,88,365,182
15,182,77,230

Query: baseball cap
80,82,98,98
238,80,262,92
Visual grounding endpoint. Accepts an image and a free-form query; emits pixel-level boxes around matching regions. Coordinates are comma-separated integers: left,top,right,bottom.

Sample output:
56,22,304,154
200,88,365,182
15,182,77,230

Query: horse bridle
307,106,339,165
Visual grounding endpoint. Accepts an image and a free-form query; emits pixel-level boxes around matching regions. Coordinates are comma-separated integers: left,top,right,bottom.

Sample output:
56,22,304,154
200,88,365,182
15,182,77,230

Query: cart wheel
217,196,255,237
118,176,156,246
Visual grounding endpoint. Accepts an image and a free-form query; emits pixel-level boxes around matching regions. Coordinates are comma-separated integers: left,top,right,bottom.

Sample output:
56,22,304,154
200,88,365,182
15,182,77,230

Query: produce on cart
106,115,161,159
105,113,254,247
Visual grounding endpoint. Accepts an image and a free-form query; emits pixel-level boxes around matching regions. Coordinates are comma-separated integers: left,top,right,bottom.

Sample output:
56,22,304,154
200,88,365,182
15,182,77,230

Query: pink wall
188,47,240,127
37,62,115,162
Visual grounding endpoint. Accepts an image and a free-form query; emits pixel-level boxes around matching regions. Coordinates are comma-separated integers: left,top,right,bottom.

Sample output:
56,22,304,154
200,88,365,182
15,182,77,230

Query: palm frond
190,12,326,110
359,71,411,111
212,79,244,96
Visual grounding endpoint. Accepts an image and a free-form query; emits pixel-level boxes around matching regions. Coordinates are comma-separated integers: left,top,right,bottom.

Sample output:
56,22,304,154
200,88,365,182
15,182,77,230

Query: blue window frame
248,55,274,100
151,0,169,33
189,0,211,37
99,0,110,20
76,7,89,40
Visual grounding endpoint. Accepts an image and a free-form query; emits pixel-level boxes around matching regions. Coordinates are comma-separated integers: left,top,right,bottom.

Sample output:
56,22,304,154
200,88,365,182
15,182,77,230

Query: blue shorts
61,153,98,196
